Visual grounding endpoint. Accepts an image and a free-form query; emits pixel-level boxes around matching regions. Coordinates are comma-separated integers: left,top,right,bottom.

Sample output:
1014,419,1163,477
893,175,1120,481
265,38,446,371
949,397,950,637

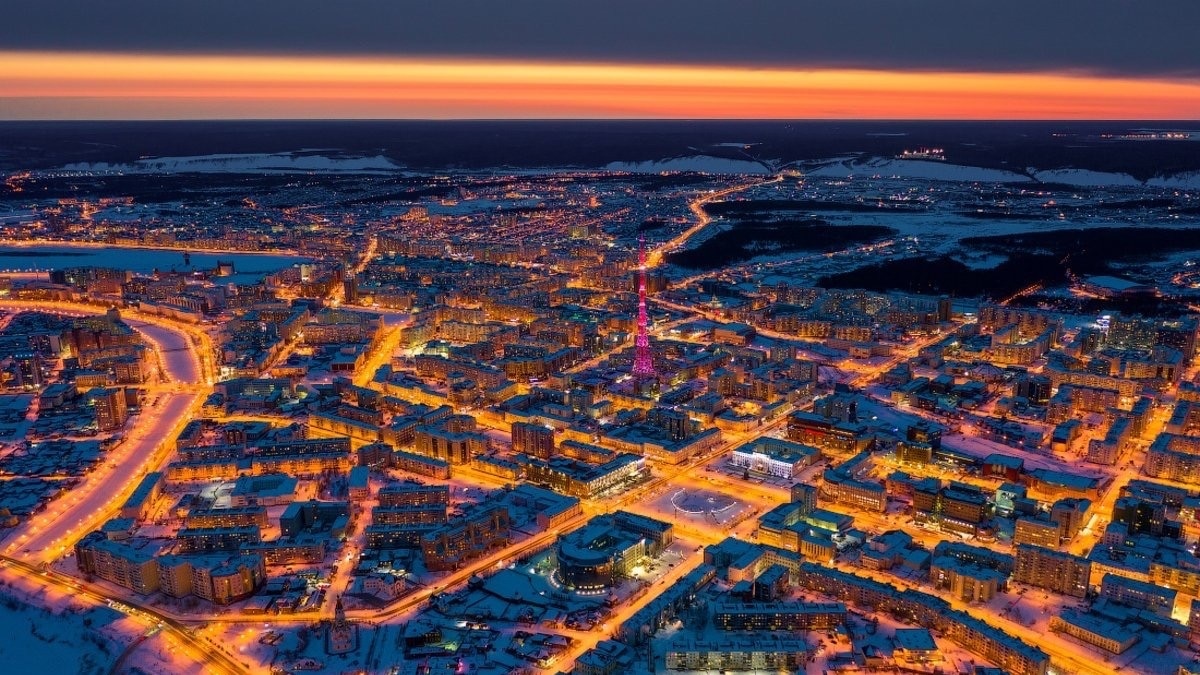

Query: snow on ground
214,621,375,675
0,586,133,674
121,630,211,675
854,396,1108,480
856,397,936,437
958,252,1010,269
48,150,1200,192
648,485,751,528
841,208,1197,255
61,152,406,174
942,431,1109,478
605,155,772,175
644,580,998,675
805,157,1032,183
1031,168,1143,187
801,155,1200,190
609,153,1200,190
1149,170,1200,190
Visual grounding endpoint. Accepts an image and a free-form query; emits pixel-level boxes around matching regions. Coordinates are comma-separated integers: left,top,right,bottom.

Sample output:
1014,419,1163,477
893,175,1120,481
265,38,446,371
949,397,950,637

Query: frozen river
0,244,308,284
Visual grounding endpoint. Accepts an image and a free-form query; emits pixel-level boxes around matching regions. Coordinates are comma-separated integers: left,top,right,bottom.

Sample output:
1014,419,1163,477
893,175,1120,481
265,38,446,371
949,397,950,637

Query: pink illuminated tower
633,235,656,380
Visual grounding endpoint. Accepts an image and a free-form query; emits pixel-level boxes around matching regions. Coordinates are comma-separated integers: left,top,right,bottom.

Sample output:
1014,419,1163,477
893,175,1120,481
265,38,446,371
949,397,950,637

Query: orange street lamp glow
1,51,1198,120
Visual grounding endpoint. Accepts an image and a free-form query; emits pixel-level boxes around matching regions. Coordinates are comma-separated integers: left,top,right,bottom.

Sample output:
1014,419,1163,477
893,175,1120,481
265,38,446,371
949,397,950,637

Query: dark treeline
821,226,1200,300
5,120,1200,179
703,199,926,216
667,219,895,269
963,227,1200,268
818,253,1061,299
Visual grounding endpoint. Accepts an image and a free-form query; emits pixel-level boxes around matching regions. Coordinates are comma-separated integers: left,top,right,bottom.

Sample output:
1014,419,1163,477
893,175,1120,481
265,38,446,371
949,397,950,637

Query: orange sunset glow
2,51,1199,120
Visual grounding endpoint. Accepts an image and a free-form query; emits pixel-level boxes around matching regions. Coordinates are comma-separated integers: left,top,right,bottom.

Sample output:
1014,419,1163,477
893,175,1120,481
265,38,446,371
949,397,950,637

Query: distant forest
667,219,895,269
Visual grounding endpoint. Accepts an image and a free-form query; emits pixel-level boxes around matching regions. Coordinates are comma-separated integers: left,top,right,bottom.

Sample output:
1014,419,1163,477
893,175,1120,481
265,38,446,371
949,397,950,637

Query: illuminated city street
1,7,1200,674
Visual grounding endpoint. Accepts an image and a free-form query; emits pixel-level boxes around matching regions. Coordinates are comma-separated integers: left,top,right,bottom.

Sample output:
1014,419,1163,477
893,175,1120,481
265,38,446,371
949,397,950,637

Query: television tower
633,235,657,380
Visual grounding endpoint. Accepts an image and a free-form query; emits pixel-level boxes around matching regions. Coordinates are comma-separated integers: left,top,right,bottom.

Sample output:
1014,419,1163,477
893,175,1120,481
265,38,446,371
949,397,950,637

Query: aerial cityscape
3,3,1200,675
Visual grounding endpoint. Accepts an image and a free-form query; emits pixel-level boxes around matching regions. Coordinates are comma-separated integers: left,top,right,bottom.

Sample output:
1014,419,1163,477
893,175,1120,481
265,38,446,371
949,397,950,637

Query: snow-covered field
805,157,1031,183
62,152,407,174
0,587,129,674
605,155,772,174
801,155,1200,189
47,149,1200,191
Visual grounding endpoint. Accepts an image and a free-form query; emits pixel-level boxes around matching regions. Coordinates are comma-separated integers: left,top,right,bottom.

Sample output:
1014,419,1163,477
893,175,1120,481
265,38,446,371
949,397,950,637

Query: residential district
1,168,1200,675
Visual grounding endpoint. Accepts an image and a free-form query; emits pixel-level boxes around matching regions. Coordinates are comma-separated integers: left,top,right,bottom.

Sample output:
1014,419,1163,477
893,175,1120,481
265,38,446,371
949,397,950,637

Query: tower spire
633,234,656,380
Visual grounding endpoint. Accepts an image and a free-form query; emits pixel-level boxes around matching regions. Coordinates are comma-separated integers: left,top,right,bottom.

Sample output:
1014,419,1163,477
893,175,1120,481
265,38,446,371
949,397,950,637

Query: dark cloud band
4,0,1199,78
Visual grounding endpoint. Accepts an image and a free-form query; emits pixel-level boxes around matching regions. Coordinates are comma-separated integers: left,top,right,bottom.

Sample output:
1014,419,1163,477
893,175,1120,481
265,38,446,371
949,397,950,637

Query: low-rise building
1101,573,1177,617
120,472,163,520
1049,609,1140,655
931,555,1006,602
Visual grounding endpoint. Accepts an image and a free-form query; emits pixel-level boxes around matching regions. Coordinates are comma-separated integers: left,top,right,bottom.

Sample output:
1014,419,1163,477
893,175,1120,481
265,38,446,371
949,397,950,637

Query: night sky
2,0,1199,119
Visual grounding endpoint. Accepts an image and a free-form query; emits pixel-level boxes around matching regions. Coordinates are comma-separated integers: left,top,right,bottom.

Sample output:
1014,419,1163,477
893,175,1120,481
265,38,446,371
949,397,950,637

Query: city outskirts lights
2,51,1200,119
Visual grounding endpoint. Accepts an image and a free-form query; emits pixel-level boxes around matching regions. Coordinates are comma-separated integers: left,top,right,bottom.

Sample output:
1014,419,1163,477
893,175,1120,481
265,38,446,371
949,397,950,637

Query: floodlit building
553,511,673,590
729,437,820,478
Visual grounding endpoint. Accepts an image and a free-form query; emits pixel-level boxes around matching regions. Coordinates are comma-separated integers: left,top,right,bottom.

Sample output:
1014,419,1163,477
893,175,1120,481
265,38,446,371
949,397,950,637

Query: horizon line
2,117,1199,123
